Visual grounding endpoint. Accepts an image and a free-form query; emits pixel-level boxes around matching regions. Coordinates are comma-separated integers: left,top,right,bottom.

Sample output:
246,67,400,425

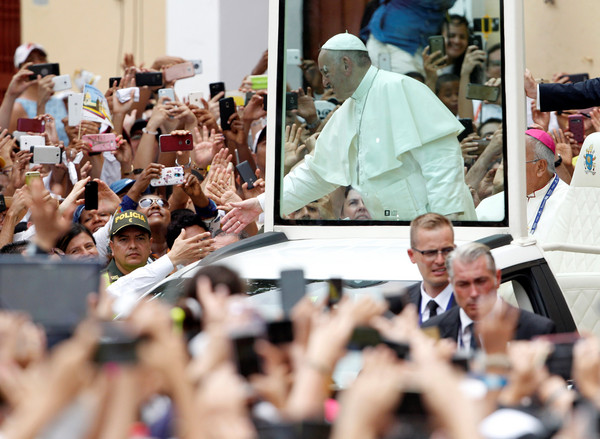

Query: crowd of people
0,1,599,437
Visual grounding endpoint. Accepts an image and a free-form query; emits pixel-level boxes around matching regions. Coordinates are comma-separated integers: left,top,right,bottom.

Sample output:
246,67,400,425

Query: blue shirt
367,0,456,55
16,97,69,145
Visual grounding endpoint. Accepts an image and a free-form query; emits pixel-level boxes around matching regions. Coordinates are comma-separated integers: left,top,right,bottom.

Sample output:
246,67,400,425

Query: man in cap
476,129,569,244
104,210,212,314
223,32,475,231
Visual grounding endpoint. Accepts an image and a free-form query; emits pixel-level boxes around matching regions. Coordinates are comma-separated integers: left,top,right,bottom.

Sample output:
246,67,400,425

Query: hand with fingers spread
241,91,267,123
193,125,224,167
294,87,319,129
221,198,262,233
167,228,215,266
551,128,574,174
206,174,241,210
284,123,307,174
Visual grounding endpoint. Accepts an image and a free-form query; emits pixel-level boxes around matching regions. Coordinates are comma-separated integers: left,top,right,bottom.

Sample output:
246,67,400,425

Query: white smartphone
287,49,301,65
52,74,72,92
378,53,391,71
31,145,62,164
150,166,185,187
189,59,203,75
116,87,140,103
20,135,45,151
188,91,204,108
68,93,84,126
158,88,176,102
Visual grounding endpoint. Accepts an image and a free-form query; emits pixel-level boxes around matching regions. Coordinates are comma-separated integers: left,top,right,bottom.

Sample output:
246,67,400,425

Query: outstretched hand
221,198,262,233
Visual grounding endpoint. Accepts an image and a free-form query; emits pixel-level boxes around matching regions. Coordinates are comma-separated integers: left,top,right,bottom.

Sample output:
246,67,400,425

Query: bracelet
474,373,508,390
554,154,563,167
305,359,331,376
133,168,144,175
482,353,511,370
175,156,192,168
142,127,159,136
122,164,134,176
306,118,320,130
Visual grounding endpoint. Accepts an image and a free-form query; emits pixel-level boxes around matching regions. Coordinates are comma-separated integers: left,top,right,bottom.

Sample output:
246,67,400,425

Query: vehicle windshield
275,0,506,227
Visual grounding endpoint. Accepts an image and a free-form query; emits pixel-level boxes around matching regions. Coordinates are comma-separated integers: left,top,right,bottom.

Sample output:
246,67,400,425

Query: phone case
109,77,122,88
29,63,60,80
164,62,195,83
219,97,236,130
568,115,585,143
158,88,175,101
68,93,84,126
150,166,185,187
210,82,225,99
428,36,445,56
190,59,203,75
82,134,118,152
52,74,71,92
32,145,62,164
188,92,204,108
159,134,193,152
20,135,45,151
17,118,44,133
135,72,163,87
236,161,257,189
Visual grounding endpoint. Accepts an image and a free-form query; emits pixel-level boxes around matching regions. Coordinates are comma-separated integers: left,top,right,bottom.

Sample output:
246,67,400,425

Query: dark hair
0,240,30,254
56,223,96,253
184,265,245,299
166,209,209,249
404,71,425,83
441,15,483,83
435,73,459,95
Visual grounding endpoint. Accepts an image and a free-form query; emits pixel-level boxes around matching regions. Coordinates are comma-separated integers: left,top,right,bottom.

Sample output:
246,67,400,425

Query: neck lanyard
530,174,559,235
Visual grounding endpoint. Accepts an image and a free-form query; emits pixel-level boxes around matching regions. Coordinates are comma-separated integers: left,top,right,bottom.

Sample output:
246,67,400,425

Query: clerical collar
527,173,557,199
351,65,378,103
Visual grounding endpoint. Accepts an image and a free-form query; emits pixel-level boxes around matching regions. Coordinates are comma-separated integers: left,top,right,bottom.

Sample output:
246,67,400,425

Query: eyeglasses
526,159,541,164
139,198,167,208
412,246,455,260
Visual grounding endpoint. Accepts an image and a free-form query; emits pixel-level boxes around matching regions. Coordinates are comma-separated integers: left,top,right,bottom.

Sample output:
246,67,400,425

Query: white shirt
419,282,454,322
526,174,569,244
458,308,475,353
282,66,476,220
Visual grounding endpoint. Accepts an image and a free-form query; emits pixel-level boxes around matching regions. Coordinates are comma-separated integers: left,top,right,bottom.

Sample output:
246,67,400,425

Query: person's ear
536,159,548,177
407,248,416,264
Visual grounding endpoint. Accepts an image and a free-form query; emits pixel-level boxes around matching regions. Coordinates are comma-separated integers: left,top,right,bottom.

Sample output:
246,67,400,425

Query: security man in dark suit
422,242,555,352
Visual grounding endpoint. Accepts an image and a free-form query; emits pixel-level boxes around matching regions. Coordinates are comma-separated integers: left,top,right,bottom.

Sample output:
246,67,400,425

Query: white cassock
526,174,569,244
282,65,476,220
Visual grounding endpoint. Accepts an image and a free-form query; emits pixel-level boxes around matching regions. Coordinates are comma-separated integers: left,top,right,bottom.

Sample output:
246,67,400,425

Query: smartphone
385,290,410,315
82,133,117,153
236,160,257,189
188,91,204,108
189,59,203,75
25,171,41,186
466,83,500,102
135,71,163,87
378,53,391,71
164,61,195,83
219,97,236,131
287,49,301,65
17,118,44,133
263,94,268,111
249,75,268,91
327,277,343,307
286,92,298,111
159,133,193,152
20,135,45,151
396,391,426,416
84,181,98,211
232,335,262,377
116,87,140,103
457,118,474,142
349,326,383,350
279,269,306,316
561,73,589,84
68,93,84,126
209,81,225,99
158,88,176,102
150,166,185,187
31,145,62,164
428,35,445,56
94,322,140,364
568,114,585,143
473,138,490,155
29,62,60,80
52,74,71,92
537,332,580,380
470,34,484,50
0,195,5,214
266,320,294,345
109,76,122,88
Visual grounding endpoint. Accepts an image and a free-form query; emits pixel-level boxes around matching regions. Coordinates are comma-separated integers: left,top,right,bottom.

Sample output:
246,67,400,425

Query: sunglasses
138,198,167,208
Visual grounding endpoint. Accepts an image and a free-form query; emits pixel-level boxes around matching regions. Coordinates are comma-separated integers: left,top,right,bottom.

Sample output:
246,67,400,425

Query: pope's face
318,50,352,100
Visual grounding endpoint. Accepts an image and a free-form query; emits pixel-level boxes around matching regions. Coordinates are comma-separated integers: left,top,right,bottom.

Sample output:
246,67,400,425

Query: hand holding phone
150,166,185,186
236,160,257,189
219,97,236,131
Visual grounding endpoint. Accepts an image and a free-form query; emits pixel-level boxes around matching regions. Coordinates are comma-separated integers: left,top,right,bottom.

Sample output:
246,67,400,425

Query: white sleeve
93,217,112,265
107,254,174,315
281,159,339,216
536,84,541,110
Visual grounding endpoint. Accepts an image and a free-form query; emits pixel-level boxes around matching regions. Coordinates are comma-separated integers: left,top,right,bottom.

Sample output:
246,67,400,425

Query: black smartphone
94,322,140,364
470,34,483,50
236,160,257,189
466,83,500,102
232,335,262,377
428,35,445,56
219,97,236,131
266,320,294,345
396,391,426,416
209,81,225,99
263,93,268,111
109,76,122,88
0,195,6,213
458,118,474,142
349,326,383,349
135,71,163,87
286,92,298,111
385,290,411,315
327,277,343,307
29,63,60,80
84,181,98,211
280,269,306,316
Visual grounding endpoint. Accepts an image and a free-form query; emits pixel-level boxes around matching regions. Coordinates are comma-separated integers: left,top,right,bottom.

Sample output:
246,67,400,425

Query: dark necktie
426,300,438,319
467,323,478,351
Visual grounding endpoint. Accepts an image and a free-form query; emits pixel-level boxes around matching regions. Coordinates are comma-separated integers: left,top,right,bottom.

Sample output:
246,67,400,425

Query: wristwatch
554,154,562,167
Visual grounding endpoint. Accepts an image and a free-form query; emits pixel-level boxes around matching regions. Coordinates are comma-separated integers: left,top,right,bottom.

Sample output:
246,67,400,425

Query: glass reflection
279,0,505,224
